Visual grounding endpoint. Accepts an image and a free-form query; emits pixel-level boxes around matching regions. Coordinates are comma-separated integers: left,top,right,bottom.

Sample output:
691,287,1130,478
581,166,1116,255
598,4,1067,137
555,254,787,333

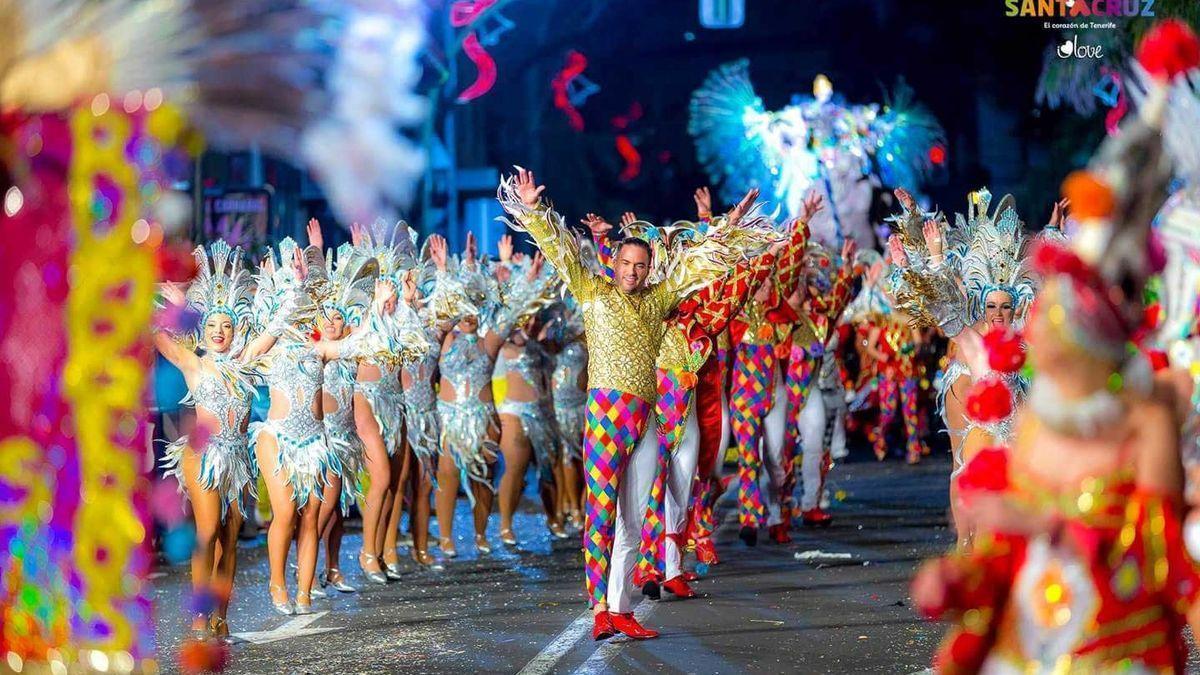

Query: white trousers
608,423,661,613
797,389,847,510
825,388,848,460
664,403,700,580
761,364,789,526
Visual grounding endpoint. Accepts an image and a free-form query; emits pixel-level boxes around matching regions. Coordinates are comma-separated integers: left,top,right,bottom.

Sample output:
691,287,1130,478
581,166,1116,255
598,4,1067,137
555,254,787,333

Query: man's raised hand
581,213,613,237
694,186,713,220
728,188,760,227
515,167,546,209
428,234,448,271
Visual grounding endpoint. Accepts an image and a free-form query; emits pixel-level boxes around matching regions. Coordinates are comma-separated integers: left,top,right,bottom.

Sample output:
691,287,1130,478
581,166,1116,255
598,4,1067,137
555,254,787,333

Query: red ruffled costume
919,448,1200,673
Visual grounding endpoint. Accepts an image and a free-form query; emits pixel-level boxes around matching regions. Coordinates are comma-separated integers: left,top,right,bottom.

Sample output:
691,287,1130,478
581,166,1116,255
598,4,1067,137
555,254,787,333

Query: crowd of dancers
152,18,1200,672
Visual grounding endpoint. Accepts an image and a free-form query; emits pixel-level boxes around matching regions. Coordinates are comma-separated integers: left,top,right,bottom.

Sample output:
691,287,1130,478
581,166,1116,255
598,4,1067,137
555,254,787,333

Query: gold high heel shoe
474,534,492,555
412,549,445,571
438,537,457,558
499,528,517,546
548,521,569,540
209,616,231,642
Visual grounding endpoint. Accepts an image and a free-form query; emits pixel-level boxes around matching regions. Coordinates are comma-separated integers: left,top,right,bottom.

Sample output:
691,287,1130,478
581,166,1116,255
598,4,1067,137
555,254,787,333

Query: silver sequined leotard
161,355,257,520
552,340,588,462
402,333,441,472
437,331,498,495
355,361,404,456
496,342,560,481
251,342,334,506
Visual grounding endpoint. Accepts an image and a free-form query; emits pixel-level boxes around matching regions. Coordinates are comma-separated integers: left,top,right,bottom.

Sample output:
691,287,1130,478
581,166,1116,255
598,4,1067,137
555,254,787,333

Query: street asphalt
153,454,959,674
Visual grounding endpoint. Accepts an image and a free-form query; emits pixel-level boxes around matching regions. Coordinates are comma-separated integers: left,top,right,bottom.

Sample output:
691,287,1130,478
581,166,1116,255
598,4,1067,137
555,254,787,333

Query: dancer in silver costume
244,236,427,614
346,220,420,583
435,232,544,558
154,242,257,639
395,234,473,569
887,188,1056,545
495,243,567,544
549,300,587,531
309,220,380,595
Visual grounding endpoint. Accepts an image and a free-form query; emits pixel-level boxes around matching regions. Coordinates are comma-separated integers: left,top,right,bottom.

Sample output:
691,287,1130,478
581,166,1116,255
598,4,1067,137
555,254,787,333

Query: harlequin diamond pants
582,388,656,611
874,375,923,461
634,370,694,585
782,342,819,513
730,343,776,528
689,352,730,543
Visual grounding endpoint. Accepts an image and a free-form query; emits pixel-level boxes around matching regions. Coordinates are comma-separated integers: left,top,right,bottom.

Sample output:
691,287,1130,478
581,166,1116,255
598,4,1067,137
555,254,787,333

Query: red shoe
682,571,700,582
611,613,659,639
662,576,697,599
695,539,719,565
592,611,616,640
768,523,792,544
801,508,833,527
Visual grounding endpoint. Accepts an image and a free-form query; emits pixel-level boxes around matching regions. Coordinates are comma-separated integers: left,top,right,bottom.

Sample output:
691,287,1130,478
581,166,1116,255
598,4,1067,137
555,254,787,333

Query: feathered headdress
184,240,254,347
319,244,379,327
354,219,420,279
946,189,1037,323
1128,34,1200,366
1150,189,1200,366
252,237,320,340
621,210,784,296
847,249,894,323
504,256,561,332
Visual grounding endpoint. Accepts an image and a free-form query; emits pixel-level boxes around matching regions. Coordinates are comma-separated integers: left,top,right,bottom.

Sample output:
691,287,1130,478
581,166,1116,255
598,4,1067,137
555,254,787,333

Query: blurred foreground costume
0,0,426,664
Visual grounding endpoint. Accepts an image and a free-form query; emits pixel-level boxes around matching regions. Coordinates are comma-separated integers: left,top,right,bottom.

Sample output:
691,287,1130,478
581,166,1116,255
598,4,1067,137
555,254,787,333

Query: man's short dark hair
616,237,651,256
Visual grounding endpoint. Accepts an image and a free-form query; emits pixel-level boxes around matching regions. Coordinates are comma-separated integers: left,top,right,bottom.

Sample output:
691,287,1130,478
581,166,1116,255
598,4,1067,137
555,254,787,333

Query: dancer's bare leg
295,494,321,606
181,447,223,632
354,392,390,576
944,376,970,547
435,445,461,555
210,500,243,633
471,428,500,543
562,456,583,528
255,435,298,608
381,442,411,569
409,453,435,563
498,414,532,536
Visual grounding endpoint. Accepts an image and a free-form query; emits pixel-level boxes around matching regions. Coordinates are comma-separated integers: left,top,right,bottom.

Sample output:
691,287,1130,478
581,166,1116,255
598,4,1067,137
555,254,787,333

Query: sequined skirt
250,418,335,507
161,433,254,521
499,399,560,482
357,383,405,456
326,424,363,514
554,396,586,462
403,402,440,481
437,398,498,495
